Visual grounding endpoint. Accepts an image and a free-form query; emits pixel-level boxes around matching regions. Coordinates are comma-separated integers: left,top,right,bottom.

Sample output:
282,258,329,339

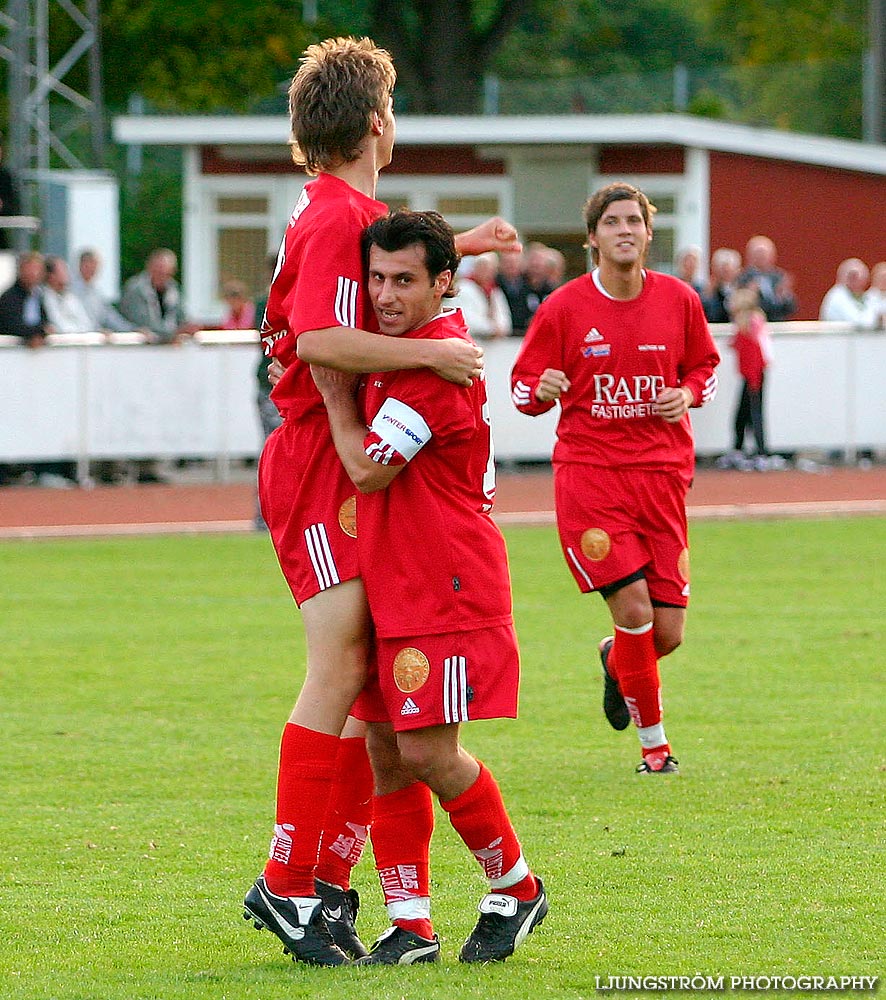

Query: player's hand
456,217,522,256
432,338,484,387
267,358,286,386
310,364,359,400
535,368,570,402
654,386,693,423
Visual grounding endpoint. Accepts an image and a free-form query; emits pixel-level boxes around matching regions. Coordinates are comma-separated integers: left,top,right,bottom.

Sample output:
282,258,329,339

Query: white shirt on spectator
70,274,136,332
819,284,878,328
863,286,886,329
451,277,512,340
43,286,96,335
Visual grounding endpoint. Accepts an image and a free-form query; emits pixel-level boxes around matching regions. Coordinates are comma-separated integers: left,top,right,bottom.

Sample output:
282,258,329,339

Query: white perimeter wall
0,324,883,483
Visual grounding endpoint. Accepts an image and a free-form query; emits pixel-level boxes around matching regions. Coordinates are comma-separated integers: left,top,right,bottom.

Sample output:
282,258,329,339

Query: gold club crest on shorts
678,547,690,581
338,495,357,538
393,646,430,693
580,527,611,561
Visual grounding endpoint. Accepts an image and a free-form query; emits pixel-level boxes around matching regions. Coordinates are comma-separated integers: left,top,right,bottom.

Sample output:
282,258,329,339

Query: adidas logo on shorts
400,697,420,716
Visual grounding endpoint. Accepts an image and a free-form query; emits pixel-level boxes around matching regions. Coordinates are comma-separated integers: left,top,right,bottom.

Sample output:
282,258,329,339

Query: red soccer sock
262,723,339,898
440,763,538,902
371,782,435,940
610,623,669,752
315,735,373,890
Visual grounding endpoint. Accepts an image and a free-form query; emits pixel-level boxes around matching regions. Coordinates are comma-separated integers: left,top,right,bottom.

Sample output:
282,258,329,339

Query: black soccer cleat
458,878,548,964
314,878,369,959
599,636,631,731
636,753,680,774
243,875,349,966
354,925,441,966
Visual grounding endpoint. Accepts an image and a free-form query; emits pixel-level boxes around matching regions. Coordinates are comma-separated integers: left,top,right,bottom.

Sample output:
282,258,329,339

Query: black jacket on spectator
701,285,732,324
0,280,49,343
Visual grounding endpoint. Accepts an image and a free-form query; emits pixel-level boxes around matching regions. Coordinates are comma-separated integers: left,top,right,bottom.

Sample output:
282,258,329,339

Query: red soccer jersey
356,309,513,639
511,269,719,480
260,173,387,422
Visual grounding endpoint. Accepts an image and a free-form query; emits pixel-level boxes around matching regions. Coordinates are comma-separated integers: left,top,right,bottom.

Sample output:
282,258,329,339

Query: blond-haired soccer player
511,183,719,774
314,209,546,965
243,37,520,966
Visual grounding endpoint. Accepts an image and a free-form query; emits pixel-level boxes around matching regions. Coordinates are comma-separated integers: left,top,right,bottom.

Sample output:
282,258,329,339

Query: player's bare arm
297,325,482,387
653,385,694,423
311,364,400,493
535,368,571,403
454,216,522,257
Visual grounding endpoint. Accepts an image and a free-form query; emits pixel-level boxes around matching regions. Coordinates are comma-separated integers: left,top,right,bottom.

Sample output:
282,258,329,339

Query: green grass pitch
1,517,883,1000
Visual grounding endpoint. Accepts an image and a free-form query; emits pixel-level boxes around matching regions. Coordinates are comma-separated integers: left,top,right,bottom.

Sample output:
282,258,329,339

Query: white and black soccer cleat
243,875,349,966
314,877,368,959
354,925,441,965
458,878,548,963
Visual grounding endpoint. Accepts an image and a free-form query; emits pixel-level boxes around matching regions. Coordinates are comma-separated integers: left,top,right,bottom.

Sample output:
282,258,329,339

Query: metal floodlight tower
1,0,105,243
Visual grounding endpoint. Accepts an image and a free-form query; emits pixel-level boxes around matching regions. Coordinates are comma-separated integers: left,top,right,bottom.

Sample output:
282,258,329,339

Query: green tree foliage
698,0,867,137
364,0,532,112
494,0,726,79
101,0,317,111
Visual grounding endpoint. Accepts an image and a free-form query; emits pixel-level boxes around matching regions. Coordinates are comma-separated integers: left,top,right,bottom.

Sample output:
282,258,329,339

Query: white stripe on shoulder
334,276,359,327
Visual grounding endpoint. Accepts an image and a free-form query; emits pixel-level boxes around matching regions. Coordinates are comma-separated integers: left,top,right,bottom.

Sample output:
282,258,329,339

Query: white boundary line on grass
0,498,883,540
494,499,885,525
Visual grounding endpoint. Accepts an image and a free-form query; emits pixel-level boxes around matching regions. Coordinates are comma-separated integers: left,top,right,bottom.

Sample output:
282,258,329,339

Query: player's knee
395,734,439,784
654,627,683,658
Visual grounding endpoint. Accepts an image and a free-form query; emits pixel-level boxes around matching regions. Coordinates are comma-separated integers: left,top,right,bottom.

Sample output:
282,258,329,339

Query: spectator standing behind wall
120,248,201,343
675,245,704,296
737,236,797,321
701,248,741,324
496,249,531,335
0,251,49,346
42,256,95,335
819,258,878,328
70,249,138,334
221,280,256,330
451,253,512,340
864,262,886,329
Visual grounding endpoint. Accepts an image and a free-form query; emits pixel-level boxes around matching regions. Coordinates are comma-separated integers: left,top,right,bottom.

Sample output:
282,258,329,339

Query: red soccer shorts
258,416,360,606
554,463,690,607
351,624,520,732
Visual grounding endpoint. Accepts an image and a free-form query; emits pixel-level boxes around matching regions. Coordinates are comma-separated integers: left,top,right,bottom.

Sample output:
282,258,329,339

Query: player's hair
288,37,396,175
361,210,461,297
582,182,657,266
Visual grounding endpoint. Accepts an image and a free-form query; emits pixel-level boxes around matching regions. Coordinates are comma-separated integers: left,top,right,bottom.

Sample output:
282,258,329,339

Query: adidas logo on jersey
400,697,420,716
584,328,604,342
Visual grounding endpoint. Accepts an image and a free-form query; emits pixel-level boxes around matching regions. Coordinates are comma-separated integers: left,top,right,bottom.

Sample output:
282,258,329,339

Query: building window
217,227,269,298
437,195,501,216
216,196,269,215
377,176,510,234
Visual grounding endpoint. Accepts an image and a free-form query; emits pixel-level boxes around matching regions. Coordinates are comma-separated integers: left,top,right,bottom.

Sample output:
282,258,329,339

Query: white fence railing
1,323,883,483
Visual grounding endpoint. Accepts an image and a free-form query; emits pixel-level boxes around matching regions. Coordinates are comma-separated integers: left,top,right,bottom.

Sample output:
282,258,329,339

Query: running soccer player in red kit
312,209,547,965
511,182,719,774
242,37,522,966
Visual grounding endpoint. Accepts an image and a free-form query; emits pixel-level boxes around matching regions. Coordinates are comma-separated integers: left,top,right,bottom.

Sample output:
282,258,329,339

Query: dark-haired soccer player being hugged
511,183,719,775
313,209,547,965
244,36,522,968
